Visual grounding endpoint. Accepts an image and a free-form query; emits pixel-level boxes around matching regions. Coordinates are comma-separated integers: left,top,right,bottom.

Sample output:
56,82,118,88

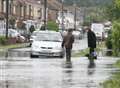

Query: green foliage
83,7,107,25
0,36,7,45
105,0,120,21
47,21,59,32
103,77,120,88
105,30,112,49
111,21,120,56
114,60,120,68
115,0,120,8
63,0,112,7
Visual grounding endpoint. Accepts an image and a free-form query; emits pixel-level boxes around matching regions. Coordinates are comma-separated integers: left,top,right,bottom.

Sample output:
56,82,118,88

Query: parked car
0,29,25,42
30,31,64,58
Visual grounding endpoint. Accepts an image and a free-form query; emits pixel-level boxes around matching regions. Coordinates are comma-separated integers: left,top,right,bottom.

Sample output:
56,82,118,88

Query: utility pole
44,0,47,30
74,3,77,30
6,0,9,39
61,0,64,31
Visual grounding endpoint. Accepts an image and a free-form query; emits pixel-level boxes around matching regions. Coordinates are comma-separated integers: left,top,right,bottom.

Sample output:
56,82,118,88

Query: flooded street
0,39,120,88
0,49,120,88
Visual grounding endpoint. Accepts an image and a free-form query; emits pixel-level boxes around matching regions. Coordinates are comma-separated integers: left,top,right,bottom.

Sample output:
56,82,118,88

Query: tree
47,21,59,31
63,0,112,7
105,0,120,56
105,0,120,21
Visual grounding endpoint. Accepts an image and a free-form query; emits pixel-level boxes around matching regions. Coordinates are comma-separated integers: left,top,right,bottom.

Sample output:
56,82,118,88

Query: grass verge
72,48,89,57
0,43,28,50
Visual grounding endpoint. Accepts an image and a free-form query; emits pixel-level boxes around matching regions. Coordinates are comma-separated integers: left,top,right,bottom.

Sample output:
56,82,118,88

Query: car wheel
60,53,64,58
30,54,38,58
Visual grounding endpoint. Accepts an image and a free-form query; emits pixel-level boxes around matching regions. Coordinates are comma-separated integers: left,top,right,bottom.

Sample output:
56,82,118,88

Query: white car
63,30,82,39
72,30,82,39
30,31,64,58
30,30,53,46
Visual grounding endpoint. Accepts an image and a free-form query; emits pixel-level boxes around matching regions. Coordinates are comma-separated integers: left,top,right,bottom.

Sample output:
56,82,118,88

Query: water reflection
0,50,30,58
8,51,30,57
86,60,96,88
62,62,74,88
87,60,96,75
0,51,8,57
1,79,33,88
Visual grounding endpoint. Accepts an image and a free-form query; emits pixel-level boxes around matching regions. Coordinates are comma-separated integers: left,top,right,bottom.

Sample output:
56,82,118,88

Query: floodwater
0,49,120,88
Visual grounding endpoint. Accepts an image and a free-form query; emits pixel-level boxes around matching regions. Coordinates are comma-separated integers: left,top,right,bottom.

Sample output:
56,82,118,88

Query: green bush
106,30,112,49
112,21,120,56
47,21,59,32
0,36,7,45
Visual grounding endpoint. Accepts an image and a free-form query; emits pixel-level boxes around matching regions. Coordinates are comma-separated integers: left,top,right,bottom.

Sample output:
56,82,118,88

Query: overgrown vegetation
111,21,120,56
105,0,120,56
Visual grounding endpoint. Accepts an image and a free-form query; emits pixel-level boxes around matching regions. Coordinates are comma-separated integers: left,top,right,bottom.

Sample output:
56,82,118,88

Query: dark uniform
62,29,74,62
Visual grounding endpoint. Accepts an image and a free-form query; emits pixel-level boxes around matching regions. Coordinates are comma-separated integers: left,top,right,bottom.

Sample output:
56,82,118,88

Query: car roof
33,30,60,34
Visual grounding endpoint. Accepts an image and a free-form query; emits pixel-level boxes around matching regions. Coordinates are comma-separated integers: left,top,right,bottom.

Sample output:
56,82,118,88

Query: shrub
111,21,120,56
0,36,7,45
105,30,112,49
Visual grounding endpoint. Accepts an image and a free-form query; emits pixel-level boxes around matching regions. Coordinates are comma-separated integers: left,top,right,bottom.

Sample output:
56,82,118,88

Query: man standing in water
86,27,97,59
62,29,75,62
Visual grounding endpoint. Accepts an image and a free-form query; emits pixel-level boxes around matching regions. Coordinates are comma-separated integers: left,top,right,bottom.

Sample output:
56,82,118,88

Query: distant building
57,5,82,30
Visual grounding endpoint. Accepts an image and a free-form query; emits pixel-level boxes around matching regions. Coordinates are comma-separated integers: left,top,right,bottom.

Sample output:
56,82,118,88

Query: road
0,38,120,88
0,57,120,88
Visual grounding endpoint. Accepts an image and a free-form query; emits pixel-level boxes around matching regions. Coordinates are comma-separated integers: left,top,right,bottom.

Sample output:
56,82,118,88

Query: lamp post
61,0,64,31
6,0,9,39
44,0,47,30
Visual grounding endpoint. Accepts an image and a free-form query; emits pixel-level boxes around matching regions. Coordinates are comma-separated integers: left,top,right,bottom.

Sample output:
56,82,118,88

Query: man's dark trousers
66,48,71,62
90,47,95,54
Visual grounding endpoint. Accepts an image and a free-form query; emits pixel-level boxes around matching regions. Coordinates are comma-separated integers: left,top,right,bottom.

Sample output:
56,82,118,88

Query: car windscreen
35,33,62,42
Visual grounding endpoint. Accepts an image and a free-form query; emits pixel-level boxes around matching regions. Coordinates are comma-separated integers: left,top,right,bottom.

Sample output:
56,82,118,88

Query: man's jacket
87,30,96,48
62,33,74,49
